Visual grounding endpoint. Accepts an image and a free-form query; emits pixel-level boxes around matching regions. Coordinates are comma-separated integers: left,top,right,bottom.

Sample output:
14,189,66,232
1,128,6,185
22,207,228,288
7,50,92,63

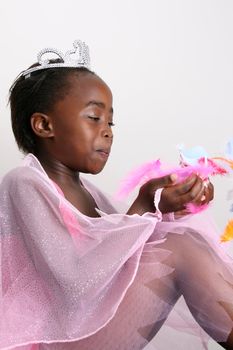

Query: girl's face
48,73,114,174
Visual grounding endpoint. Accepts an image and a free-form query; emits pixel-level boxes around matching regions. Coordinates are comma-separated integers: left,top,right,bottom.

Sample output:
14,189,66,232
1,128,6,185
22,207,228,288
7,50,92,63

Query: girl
1,40,232,350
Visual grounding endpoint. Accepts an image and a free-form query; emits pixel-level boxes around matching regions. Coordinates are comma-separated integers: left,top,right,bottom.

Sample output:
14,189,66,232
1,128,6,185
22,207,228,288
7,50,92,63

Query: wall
0,0,233,230
1,2,233,348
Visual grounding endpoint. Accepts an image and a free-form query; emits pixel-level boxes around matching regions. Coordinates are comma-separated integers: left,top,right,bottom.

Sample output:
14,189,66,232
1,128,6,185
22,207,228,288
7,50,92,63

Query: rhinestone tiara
21,40,91,78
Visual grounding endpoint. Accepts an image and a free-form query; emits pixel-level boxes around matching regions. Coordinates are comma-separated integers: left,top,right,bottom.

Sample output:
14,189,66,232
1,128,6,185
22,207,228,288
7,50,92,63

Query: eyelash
88,116,115,127
88,116,100,121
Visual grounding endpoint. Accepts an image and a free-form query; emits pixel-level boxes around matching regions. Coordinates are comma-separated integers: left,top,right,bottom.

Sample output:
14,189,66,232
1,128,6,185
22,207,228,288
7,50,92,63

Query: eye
88,115,100,122
109,121,115,127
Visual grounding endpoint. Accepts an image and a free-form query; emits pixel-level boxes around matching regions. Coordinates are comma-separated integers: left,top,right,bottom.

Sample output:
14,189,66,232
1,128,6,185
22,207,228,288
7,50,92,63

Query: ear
30,113,54,138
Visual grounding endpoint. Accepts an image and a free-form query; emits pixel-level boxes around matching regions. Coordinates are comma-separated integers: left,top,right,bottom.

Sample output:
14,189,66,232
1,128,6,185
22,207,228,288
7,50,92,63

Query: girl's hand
127,173,214,216
173,180,214,218
127,174,177,215
159,175,214,214
201,180,214,204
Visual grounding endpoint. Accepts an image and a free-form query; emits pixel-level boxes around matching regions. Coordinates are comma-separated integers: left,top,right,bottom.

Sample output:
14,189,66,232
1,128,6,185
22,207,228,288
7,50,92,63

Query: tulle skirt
1,154,233,350
40,214,233,350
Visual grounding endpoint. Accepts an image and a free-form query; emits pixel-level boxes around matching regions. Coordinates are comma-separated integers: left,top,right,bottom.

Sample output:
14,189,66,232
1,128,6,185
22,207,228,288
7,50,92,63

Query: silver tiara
21,40,91,78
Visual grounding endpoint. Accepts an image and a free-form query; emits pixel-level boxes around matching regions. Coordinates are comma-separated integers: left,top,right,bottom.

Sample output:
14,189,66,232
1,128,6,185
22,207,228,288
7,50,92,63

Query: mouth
96,148,111,159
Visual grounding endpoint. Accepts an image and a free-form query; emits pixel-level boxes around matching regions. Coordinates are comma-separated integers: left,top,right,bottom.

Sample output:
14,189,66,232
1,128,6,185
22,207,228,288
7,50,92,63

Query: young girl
1,40,233,350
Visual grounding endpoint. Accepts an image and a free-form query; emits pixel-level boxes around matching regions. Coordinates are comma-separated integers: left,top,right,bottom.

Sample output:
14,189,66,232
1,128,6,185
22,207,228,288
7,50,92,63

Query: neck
36,152,81,186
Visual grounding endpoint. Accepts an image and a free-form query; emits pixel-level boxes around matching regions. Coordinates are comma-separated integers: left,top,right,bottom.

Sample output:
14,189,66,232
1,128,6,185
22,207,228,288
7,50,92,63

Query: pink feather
116,158,228,212
186,203,209,214
116,159,161,198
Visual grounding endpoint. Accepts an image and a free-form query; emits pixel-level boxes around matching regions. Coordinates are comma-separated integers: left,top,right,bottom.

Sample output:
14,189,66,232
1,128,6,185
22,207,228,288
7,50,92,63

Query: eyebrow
86,100,113,114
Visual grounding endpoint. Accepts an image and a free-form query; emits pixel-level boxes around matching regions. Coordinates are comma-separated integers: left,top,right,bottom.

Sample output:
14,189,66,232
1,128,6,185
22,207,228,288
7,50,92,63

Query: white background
1,1,233,348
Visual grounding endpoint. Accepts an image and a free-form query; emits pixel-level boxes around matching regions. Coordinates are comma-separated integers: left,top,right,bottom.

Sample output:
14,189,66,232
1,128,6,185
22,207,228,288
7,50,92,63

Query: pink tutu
1,154,233,350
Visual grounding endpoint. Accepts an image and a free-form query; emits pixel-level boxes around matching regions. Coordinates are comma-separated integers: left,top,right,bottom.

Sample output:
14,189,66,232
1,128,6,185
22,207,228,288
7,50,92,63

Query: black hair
9,59,95,154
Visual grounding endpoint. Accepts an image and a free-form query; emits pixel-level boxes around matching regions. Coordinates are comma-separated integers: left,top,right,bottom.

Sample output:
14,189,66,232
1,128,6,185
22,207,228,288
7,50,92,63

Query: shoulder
0,162,59,212
0,160,53,197
0,168,39,207
1,165,34,187
1,165,40,188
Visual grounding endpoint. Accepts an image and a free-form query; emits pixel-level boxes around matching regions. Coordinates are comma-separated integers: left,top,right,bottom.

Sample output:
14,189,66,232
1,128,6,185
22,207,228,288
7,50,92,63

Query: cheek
74,126,98,146
54,122,81,144
53,114,78,134
52,118,99,158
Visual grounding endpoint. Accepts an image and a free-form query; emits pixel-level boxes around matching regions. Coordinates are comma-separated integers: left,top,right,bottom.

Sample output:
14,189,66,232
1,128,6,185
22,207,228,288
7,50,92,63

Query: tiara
21,40,91,78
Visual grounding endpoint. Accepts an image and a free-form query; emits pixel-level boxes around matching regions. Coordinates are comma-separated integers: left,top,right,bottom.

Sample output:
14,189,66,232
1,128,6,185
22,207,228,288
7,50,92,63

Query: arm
127,174,214,217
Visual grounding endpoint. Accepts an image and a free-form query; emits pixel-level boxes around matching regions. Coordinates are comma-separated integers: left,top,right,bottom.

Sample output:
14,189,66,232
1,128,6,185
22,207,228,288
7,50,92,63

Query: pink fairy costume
4,39,233,350
1,154,233,350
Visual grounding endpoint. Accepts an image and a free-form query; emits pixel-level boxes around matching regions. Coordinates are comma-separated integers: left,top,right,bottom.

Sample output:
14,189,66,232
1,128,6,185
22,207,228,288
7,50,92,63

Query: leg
40,244,181,350
40,229,233,350
158,229,233,349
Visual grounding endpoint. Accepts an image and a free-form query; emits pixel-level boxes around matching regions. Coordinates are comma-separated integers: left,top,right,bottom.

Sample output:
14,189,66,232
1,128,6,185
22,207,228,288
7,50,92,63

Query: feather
220,220,233,242
225,139,233,160
186,203,209,214
212,157,233,170
116,159,161,199
212,138,233,170
201,158,228,175
116,158,227,200
178,145,209,166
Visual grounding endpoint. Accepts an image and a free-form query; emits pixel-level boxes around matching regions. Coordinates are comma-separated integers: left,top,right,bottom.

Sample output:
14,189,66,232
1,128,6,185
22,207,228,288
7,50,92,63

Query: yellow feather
220,220,233,242
213,157,233,169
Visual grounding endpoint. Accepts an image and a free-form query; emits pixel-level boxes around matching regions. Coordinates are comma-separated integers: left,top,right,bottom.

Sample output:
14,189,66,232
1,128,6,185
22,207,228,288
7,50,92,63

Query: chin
82,165,105,175
90,167,104,175
90,160,108,174
81,160,107,175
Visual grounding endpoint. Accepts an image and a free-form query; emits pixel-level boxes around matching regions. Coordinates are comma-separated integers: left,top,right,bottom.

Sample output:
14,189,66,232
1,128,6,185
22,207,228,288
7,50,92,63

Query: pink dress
1,154,233,350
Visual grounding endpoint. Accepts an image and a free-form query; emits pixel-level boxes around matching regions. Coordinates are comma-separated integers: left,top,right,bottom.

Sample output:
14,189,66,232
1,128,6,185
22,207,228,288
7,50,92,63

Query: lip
96,148,111,159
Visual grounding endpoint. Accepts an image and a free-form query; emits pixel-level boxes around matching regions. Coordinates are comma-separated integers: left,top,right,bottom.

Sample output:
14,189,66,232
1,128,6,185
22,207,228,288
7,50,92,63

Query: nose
101,125,113,139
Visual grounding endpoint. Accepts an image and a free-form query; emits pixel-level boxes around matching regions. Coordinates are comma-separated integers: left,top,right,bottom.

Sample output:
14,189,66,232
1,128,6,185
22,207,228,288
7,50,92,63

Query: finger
178,177,204,206
149,173,178,190
201,182,214,205
174,209,190,218
207,182,214,201
192,184,206,205
173,174,198,195
200,186,209,205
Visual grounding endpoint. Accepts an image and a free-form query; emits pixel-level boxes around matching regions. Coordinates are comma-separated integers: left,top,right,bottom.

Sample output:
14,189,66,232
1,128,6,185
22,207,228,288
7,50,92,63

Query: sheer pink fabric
1,154,233,350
